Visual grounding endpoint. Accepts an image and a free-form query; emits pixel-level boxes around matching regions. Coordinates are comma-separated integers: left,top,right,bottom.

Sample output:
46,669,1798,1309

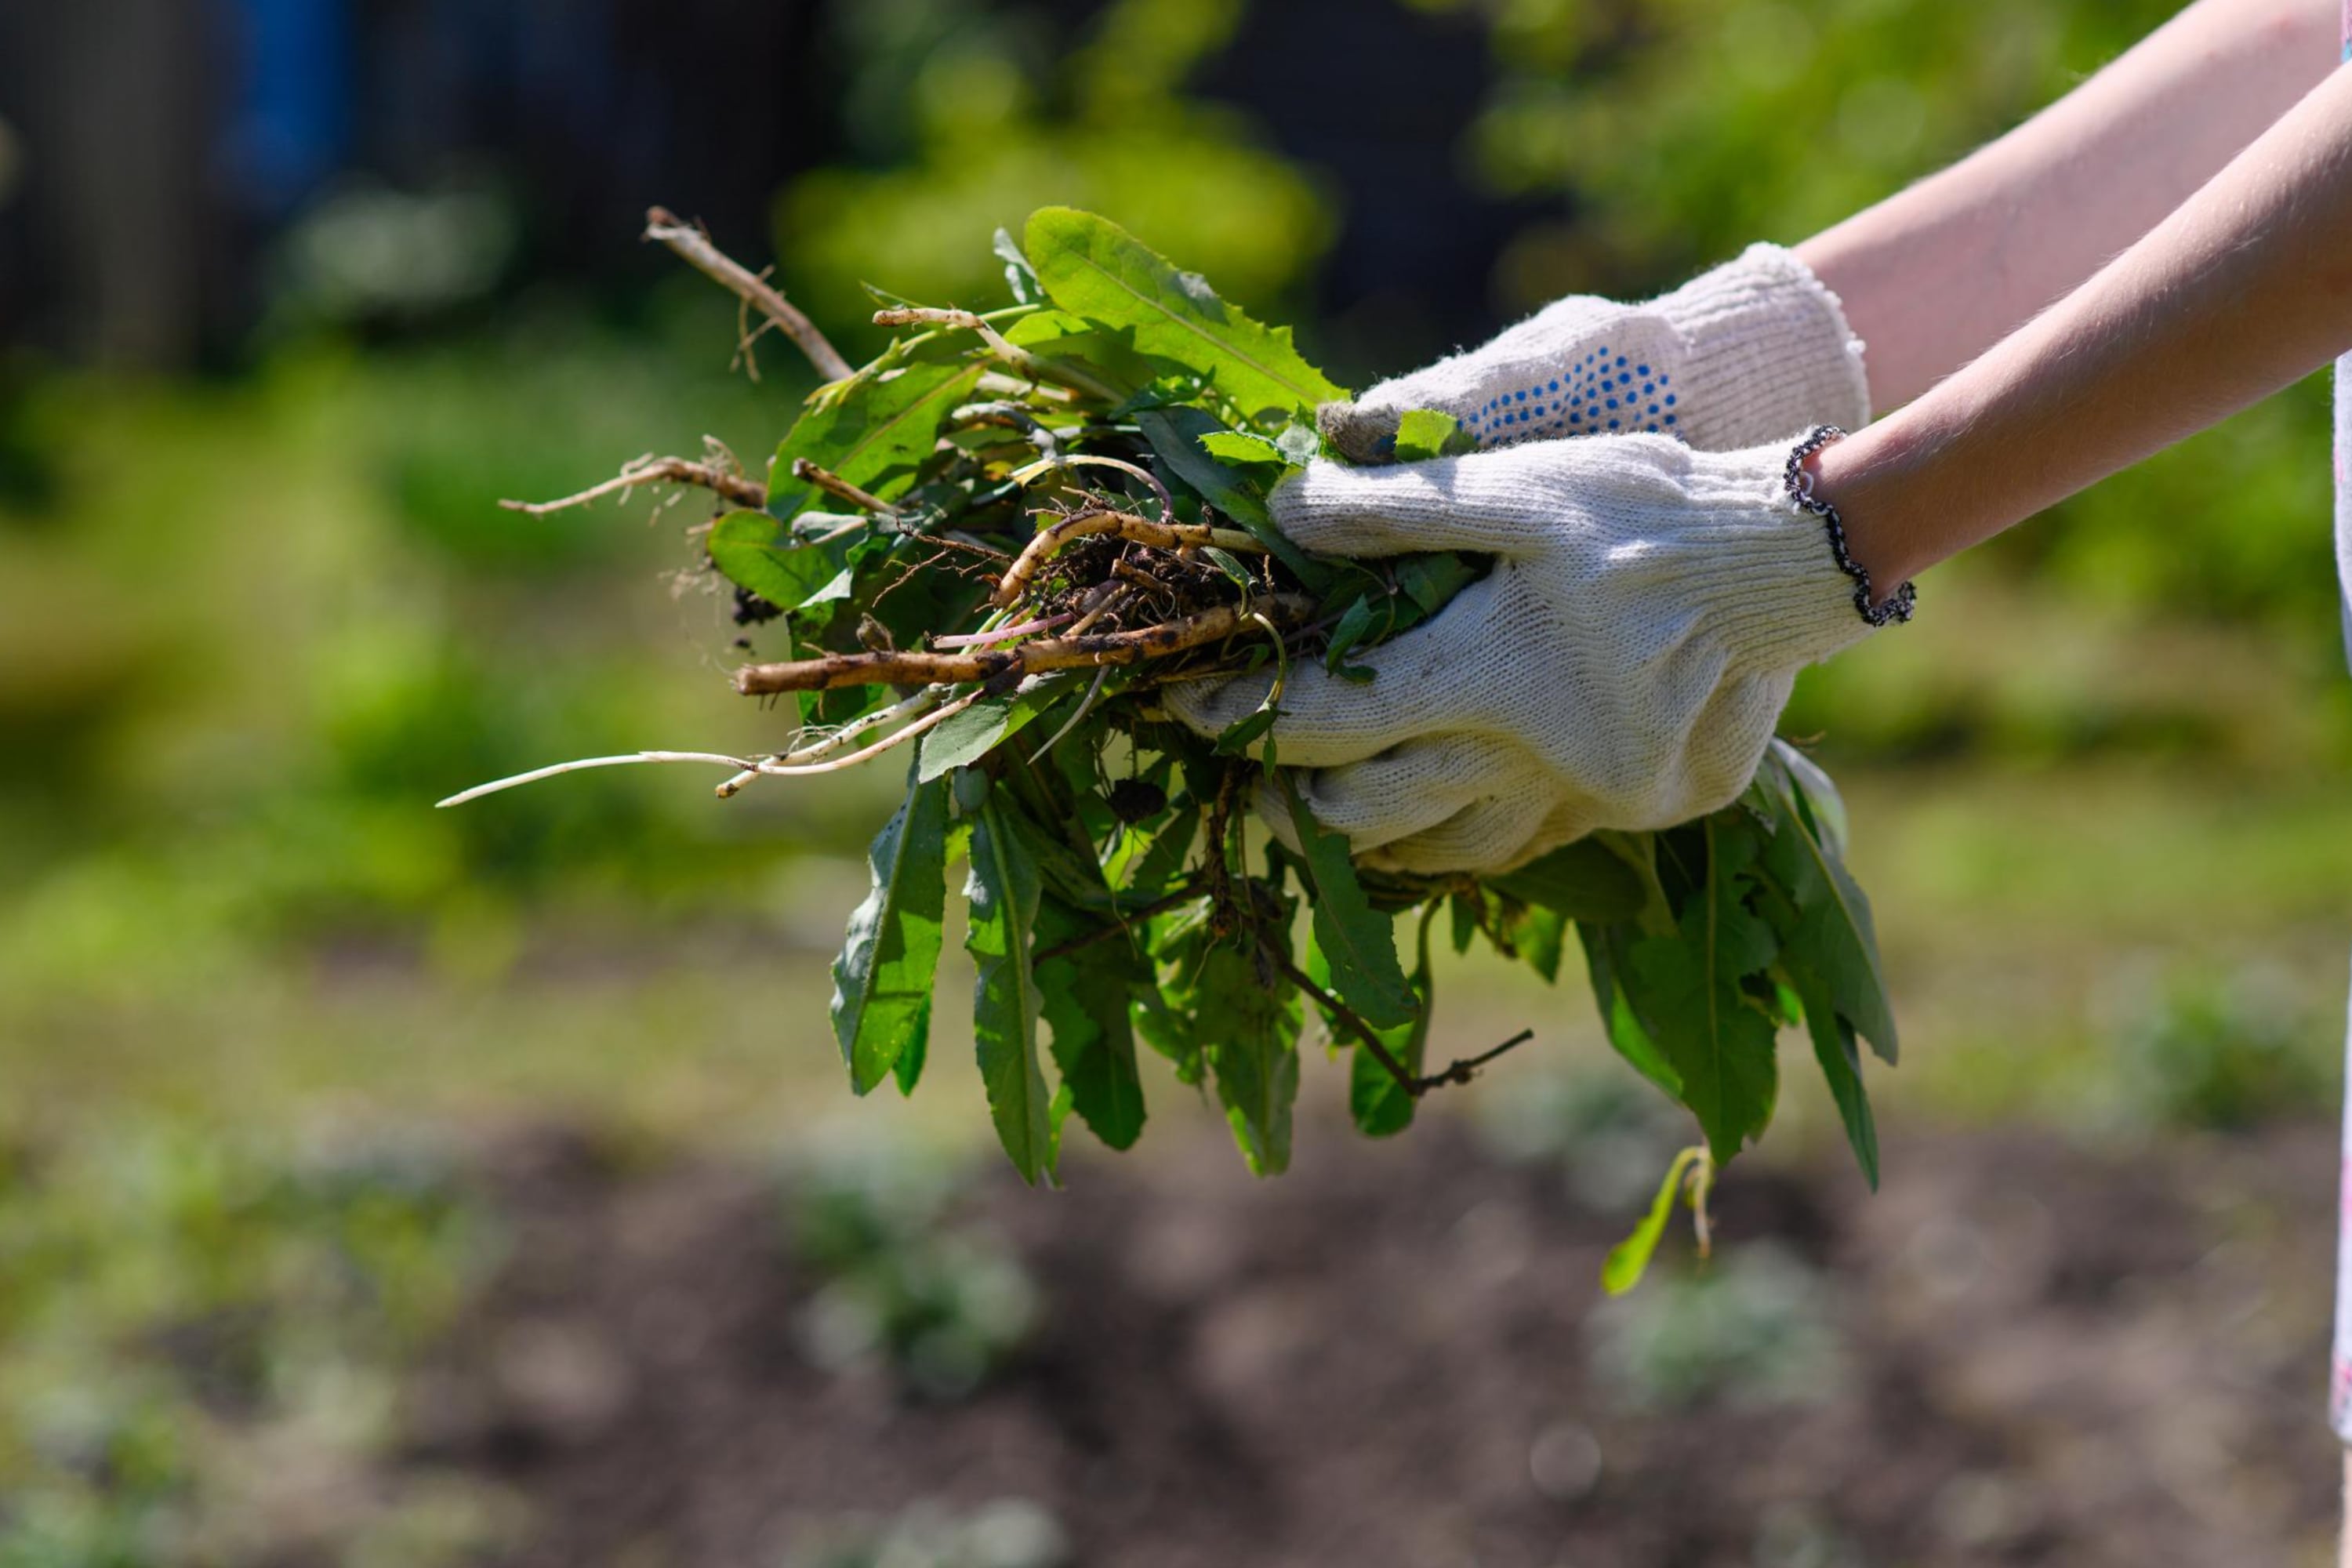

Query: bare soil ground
400,1112,2342,1567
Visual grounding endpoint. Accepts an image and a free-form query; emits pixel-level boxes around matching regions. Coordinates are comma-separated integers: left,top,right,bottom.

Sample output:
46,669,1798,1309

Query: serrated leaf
831,768,952,1095
1024,207,1345,423
706,510,844,610
1035,898,1148,1151
1602,1146,1705,1296
965,798,1055,1184
1279,773,1417,1030
1621,818,1781,1165
768,354,982,519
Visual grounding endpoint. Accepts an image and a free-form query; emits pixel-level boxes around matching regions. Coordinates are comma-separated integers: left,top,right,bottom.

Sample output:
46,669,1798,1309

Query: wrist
1803,419,1940,592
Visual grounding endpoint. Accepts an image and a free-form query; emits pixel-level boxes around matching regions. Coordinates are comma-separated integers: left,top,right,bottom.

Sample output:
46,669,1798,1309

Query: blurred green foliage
787,1140,1039,1399
0,1128,503,1564
777,0,1333,361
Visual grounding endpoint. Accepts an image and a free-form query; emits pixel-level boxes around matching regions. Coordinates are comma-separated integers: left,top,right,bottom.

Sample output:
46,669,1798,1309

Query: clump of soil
401,1109,2340,1567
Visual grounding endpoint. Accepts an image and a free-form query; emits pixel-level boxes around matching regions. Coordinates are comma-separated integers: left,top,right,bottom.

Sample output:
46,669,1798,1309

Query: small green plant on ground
0,1127,505,1566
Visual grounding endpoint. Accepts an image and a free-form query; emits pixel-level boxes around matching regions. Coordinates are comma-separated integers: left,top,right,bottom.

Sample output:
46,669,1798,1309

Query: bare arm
1795,0,2336,409
1814,60,2352,591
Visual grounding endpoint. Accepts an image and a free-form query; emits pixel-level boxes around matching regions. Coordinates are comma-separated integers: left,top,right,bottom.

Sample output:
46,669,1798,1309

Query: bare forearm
1796,0,2335,409
1818,62,2352,589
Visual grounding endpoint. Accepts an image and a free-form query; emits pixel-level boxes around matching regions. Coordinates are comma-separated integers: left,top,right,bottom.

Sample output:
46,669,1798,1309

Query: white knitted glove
1164,435,1901,875
1320,245,1869,461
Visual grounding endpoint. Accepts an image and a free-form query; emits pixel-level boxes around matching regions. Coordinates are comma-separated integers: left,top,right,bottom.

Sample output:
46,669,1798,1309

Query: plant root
991,510,1265,608
733,594,1312,695
501,455,767,517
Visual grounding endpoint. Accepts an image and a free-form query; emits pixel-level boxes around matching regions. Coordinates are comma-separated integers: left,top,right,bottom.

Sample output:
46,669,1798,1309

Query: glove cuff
1653,245,1872,448
1671,443,1893,673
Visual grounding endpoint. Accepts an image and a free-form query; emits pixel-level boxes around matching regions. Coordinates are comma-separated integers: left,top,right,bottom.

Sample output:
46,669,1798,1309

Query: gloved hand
1163,434,1908,875
1319,245,1870,463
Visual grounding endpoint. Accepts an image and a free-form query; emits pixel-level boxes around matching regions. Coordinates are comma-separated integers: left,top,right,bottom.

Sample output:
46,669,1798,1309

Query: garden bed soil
405,1112,2340,1566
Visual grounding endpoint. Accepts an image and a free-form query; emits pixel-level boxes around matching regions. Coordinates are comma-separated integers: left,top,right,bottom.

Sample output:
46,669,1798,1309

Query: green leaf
965,797,1056,1184
1602,1146,1705,1296
1504,902,1568,983
1755,753,1897,1063
830,768,952,1095
768,354,983,519
1391,408,1475,462
706,510,845,610
1024,207,1345,424
1197,430,1294,468
1035,898,1148,1151
1394,553,1481,618
1131,406,1330,590
1347,909,1436,1137
1134,408,1268,521
1486,837,1651,923
1769,737,1849,854
1622,818,1781,1165
1277,773,1418,1030
1578,923,1682,1098
1214,701,1280,756
994,226,1041,304
1199,941,1304,1176
916,677,1073,784
1322,595,1381,682
1794,972,1879,1189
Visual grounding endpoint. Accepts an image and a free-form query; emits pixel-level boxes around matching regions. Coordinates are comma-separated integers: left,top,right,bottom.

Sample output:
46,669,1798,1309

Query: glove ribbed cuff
1654,245,1872,448
1671,444,1883,673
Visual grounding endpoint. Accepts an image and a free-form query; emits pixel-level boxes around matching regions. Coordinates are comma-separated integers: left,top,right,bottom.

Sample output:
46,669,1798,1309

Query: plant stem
644,206,854,383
